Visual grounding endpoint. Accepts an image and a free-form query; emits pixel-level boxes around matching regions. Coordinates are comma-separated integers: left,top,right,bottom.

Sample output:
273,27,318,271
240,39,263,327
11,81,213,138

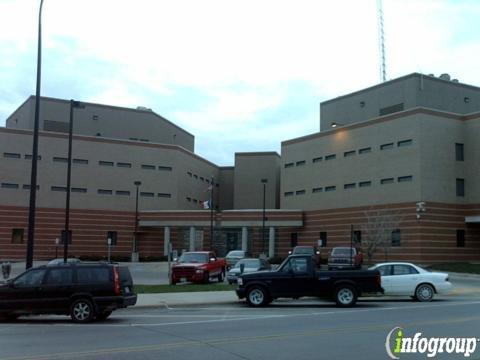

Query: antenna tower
377,0,386,82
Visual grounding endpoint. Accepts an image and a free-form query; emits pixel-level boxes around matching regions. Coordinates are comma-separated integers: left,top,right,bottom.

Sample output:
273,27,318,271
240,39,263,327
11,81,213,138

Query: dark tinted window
391,229,401,246
376,265,392,276
45,268,73,285
455,143,464,161
14,269,46,287
456,178,465,197
393,265,418,275
77,267,110,284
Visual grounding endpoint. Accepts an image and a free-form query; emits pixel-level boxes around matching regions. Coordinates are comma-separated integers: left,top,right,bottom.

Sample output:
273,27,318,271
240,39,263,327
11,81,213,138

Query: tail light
113,266,121,295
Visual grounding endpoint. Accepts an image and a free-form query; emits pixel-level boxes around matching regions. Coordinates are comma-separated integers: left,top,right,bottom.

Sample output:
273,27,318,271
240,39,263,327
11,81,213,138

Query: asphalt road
1,292,480,360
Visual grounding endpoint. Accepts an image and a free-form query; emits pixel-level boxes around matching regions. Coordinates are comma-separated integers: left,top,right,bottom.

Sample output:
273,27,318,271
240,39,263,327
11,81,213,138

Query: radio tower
377,0,386,82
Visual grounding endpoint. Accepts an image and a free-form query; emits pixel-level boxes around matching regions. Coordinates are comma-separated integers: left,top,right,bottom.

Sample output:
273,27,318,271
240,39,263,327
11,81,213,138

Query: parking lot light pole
132,181,142,262
261,179,268,255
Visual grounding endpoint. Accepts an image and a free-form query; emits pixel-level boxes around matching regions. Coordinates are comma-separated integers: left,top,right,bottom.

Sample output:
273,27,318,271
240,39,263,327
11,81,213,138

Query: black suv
0,262,137,322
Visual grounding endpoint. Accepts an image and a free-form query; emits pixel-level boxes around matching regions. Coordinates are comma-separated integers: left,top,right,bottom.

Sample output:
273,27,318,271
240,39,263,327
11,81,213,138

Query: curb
134,299,240,309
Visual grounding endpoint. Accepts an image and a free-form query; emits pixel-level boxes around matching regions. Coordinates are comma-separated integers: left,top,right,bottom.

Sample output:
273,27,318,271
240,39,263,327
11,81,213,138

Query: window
391,229,401,246
193,199,198,203
186,197,191,202
92,115,99,120
98,189,113,195
140,192,154,197
200,176,204,181
14,269,46,287
344,150,356,157
296,160,306,166
456,143,464,161
325,154,336,161
358,147,371,154
77,268,110,284
141,164,155,170
24,154,42,160
116,190,130,196
1,183,19,189
45,268,73,285
71,187,87,193
284,191,294,197
398,176,413,182
359,181,372,187
3,152,21,159
380,143,394,150
456,178,465,197
23,184,40,190
158,193,171,198
140,139,149,142
398,139,413,147
312,157,322,163
99,161,114,166
158,166,172,171
456,230,465,247
353,230,362,244
376,265,392,276
290,233,298,247
284,162,294,168
325,186,336,192
296,190,306,195
107,231,117,245
379,103,404,116
312,187,323,193
51,186,67,192
44,120,68,133
187,172,192,177
53,157,68,163
11,228,24,244
193,174,198,179
344,183,356,189
381,178,394,185
117,162,132,168
282,257,308,274
73,158,88,165
393,264,418,275
319,232,327,247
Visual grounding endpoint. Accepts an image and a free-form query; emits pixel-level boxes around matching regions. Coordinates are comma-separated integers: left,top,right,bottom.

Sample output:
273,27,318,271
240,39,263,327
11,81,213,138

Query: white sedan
369,262,452,301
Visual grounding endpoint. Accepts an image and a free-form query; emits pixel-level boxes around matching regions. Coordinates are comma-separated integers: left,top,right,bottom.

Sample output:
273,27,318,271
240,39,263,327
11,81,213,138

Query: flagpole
210,177,214,249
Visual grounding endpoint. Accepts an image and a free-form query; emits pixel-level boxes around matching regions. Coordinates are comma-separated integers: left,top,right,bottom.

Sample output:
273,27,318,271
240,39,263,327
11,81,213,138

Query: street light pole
261,179,268,255
133,181,141,261
26,0,45,270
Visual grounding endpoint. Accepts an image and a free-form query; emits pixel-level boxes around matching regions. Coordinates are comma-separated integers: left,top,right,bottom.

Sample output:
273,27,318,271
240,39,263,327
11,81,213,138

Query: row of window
186,171,219,187
284,176,413,197
0,183,171,198
11,229,118,245
284,139,413,168
3,153,172,171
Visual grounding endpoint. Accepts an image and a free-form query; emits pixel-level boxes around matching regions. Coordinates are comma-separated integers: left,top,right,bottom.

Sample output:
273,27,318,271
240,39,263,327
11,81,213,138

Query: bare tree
361,208,405,263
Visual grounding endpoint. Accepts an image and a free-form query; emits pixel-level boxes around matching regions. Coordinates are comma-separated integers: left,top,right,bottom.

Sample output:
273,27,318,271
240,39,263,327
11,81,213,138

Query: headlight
195,269,204,274
237,277,243,286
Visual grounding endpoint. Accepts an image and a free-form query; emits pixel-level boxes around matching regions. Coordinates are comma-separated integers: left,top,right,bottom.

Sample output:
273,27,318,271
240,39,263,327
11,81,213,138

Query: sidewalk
136,291,240,308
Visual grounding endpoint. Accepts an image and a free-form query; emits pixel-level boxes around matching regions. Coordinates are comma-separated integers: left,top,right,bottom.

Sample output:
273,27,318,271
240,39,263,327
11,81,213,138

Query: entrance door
226,232,239,252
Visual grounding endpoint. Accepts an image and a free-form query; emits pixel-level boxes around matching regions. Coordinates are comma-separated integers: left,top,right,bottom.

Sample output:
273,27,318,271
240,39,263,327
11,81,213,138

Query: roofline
282,107,480,147
235,151,280,158
18,95,195,138
320,73,480,106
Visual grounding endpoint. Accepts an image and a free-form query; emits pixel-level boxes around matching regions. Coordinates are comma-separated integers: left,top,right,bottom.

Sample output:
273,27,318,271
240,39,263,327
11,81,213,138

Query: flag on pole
202,200,211,209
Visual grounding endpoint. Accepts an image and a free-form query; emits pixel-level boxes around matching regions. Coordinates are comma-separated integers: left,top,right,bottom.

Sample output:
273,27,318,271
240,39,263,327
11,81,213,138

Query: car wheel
334,285,357,307
70,298,95,323
246,286,269,307
217,271,225,283
96,310,112,321
415,283,434,302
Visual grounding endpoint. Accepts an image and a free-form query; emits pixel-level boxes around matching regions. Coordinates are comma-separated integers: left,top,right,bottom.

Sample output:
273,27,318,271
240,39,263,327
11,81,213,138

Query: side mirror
288,251,292,255
240,263,245,274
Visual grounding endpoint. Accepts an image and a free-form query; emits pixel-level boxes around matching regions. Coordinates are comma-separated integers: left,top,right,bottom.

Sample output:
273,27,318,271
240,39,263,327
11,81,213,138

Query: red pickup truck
171,251,226,284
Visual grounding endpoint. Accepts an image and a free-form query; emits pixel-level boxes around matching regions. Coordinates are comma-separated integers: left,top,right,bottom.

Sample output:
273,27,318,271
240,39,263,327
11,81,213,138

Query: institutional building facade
1,73,479,262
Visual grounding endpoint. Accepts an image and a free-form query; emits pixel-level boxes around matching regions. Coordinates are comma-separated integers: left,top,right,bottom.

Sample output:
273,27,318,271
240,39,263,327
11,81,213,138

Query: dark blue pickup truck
236,255,383,307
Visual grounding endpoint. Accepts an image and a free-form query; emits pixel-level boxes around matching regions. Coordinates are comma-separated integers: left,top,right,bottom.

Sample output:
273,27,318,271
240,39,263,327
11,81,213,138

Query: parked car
236,254,383,307
368,262,452,301
171,251,226,284
328,247,363,270
289,246,321,267
225,250,247,270
227,258,271,284
47,258,81,266
0,262,137,322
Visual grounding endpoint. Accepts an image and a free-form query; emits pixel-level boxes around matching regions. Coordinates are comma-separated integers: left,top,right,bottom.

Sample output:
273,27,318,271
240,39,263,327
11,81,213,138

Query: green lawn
427,263,480,274
135,283,236,294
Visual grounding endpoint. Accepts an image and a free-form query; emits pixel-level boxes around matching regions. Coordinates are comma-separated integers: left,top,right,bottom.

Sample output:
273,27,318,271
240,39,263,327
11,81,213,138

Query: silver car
227,258,271,284
225,250,246,269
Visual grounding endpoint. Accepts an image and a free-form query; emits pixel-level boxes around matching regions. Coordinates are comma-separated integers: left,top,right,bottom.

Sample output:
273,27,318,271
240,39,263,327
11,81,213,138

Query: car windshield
234,259,260,268
332,248,355,256
178,253,209,263
293,247,313,255
227,251,244,257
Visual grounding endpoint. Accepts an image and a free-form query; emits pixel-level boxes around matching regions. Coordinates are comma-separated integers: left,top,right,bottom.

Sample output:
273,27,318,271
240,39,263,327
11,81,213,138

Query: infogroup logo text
385,327,479,359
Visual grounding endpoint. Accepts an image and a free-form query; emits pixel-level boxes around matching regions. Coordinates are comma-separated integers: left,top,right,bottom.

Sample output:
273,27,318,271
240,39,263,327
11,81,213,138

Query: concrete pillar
189,226,195,251
241,226,248,253
163,227,170,256
268,227,275,258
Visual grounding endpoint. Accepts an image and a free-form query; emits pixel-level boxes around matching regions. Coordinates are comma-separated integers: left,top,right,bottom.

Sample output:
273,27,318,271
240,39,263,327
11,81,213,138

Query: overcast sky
1,0,479,165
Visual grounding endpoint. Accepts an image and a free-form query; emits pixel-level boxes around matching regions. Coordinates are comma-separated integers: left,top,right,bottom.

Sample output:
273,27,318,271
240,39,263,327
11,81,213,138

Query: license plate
180,277,187,282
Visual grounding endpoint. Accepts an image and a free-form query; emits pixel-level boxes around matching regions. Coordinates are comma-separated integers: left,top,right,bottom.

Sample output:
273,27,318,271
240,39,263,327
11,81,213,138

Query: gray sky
1,0,479,165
